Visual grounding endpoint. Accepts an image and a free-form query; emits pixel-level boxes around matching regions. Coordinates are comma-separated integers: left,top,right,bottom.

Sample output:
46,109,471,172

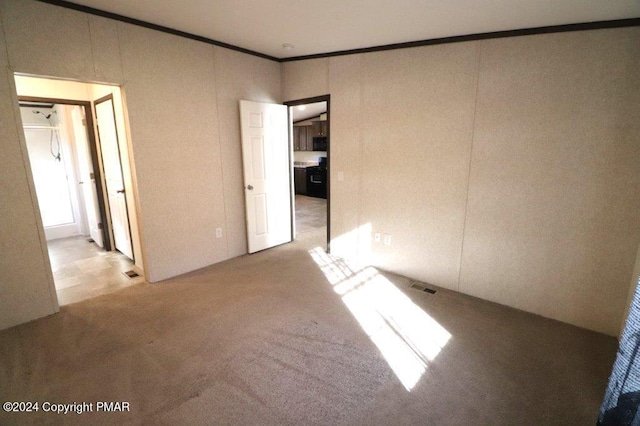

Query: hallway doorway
285,95,330,251
16,74,145,305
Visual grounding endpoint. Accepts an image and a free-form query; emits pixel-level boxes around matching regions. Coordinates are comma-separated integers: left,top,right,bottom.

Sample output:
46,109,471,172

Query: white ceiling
292,101,327,122
67,0,640,59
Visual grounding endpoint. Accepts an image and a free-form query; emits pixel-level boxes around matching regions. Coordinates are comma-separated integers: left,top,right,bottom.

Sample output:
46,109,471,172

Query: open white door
240,100,292,253
71,106,104,248
95,96,134,260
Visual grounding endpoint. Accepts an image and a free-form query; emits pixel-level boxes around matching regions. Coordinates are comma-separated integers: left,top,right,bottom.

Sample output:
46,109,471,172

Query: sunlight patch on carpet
308,247,451,391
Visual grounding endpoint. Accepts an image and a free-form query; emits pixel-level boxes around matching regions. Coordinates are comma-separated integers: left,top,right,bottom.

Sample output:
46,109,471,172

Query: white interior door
95,97,133,260
240,100,292,253
71,106,104,248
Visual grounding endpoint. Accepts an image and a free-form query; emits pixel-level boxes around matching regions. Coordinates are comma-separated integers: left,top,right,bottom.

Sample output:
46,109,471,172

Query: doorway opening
285,95,330,252
15,74,144,305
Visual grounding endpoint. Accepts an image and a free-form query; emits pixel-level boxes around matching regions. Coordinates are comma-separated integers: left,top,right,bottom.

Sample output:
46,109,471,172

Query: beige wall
0,0,280,329
327,55,364,259
116,23,228,282
283,27,640,336
0,10,58,330
459,30,640,335
282,58,329,102
362,44,479,289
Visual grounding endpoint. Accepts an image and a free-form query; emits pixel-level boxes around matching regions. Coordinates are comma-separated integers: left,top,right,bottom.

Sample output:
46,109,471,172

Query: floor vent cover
124,270,139,279
410,281,437,294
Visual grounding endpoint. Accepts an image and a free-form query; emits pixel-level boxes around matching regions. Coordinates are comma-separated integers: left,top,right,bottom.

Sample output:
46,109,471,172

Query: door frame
94,93,135,261
18,96,111,250
283,94,331,252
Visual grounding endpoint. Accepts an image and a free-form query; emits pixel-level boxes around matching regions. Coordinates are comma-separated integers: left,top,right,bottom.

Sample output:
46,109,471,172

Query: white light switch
216,228,223,238
337,171,344,181
383,234,392,246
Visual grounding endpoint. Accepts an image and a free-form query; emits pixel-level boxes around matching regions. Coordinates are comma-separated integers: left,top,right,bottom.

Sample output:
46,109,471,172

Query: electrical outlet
337,171,344,181
383,234,392,246
374,232,381,243
216,227,223,238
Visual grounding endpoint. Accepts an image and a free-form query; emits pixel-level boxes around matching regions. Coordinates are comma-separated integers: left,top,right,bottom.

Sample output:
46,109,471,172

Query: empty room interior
0,0,639,424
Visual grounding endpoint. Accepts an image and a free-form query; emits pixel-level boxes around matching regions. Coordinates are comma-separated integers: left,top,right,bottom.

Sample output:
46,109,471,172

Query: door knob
247,185,254,190
117,189,125,194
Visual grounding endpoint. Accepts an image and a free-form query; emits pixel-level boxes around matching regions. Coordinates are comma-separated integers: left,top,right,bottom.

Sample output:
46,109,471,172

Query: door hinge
82,118,87,126
98,223,103,229
90,172,95,179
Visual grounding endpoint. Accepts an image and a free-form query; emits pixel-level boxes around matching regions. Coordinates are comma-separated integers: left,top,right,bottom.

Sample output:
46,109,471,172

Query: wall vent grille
410,281,437,294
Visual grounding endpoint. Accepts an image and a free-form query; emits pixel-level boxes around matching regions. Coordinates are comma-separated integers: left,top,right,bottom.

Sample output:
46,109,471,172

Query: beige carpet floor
0,227,617,425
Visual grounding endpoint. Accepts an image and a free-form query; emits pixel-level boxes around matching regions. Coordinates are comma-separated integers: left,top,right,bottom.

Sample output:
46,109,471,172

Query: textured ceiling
66,0,640,59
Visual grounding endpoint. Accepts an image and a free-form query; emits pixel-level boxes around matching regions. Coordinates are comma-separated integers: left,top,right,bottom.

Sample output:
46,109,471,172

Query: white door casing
240,100,292,253
95,97,134,260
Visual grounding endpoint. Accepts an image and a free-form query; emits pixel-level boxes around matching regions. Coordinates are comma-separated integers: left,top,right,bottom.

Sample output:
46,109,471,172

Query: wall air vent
410,281,437,294
19,101,54,109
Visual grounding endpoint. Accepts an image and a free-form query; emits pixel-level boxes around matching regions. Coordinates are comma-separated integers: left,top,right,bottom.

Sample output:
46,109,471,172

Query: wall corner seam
456,40,483,294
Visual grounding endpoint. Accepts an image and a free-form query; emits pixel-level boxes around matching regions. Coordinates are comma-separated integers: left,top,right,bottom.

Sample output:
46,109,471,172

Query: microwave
312,137,327,151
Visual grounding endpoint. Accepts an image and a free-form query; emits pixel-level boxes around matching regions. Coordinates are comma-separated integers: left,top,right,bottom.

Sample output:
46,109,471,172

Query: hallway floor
48,236,145,305
295,194,326,236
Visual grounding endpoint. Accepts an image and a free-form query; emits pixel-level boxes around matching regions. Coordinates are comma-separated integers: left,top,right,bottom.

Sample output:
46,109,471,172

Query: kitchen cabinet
293,126,305,151
311,121,327,137
305,126,314,150
294,167,307,194
293,125,315,151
